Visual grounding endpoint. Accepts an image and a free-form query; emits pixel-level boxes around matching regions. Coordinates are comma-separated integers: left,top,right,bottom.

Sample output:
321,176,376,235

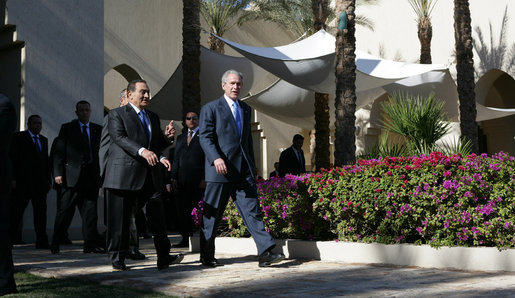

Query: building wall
6,0,103,241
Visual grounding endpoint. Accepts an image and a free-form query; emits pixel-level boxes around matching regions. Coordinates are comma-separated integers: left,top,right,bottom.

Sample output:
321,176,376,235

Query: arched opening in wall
477,70,515,155
104,64,141,112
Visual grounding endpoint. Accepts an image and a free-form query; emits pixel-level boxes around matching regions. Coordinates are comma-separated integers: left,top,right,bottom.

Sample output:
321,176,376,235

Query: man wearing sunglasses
170,111,205,248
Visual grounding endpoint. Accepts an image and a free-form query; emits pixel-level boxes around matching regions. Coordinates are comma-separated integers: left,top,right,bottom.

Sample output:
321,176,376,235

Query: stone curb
190,236,515,272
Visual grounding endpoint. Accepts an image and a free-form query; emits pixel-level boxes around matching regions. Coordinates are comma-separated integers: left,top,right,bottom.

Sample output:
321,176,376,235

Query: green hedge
193,152,515,250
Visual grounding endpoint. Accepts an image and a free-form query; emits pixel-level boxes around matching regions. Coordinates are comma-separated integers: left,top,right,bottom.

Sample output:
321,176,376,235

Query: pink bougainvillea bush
310,152,515,250
194,152,515,250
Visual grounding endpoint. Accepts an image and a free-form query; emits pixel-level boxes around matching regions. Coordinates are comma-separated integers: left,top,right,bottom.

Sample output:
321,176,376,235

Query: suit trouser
175,185,203,239
200,178,275,259
103,188,139,251
106,175,171,264
11,190,48,244
0,185,16,295
52,166,99,248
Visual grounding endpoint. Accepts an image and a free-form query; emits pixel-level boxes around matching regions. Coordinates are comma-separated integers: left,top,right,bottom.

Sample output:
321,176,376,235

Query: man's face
128,82,150,110
28,117,42,135
185,112,199,130
119,90,128,107
293,138,304,150
76,103,91,124
222,73,242,100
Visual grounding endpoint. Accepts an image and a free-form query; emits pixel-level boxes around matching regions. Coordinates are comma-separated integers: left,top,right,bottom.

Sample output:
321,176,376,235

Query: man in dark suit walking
170,111,204,248
0,94,17,295
199,69,284,268
103,79,182,271
51,100,105,254
278,134,306,177
99,89,145,260
10,115,51,248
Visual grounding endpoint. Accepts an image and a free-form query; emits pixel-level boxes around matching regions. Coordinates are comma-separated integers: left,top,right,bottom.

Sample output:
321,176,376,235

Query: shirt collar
129,102,143,114
28,130,37,138
79,122,90,128
189,127,199,135
224,94,239,108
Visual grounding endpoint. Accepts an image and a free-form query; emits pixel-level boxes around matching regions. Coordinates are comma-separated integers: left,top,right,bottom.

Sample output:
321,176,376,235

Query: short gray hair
221,69,243,84
120,89,126,99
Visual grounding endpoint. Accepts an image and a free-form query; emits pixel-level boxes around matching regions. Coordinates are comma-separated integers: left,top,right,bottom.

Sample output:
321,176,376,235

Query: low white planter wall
189,236,515,272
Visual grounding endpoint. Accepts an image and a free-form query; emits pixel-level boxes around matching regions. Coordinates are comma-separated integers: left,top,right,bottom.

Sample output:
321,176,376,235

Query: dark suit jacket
199,96,255,185
102,105,170,191
99,114,109,179
171,130,204,187
53,119,101,188
278,146,306,177
10,130,51,194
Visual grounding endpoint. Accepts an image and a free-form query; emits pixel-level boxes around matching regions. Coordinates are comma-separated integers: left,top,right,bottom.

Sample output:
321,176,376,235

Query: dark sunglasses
186,116,198,120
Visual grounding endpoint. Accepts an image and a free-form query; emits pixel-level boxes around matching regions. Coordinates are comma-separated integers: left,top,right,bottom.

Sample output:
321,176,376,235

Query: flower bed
194,152,515,250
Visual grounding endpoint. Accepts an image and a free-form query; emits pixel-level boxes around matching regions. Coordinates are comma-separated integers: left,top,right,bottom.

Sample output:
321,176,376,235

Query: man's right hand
141,149,159,166
214,158,227,175
55,176,63,185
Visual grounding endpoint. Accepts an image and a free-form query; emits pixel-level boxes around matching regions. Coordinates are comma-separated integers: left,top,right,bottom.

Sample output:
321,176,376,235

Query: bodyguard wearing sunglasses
170,111,205,248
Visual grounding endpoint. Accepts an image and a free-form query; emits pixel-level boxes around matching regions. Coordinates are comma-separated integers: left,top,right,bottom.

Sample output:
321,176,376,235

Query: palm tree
312,0,332,171
408,0,438,64
473,6,515,78
334,0,357,165
453,0,479,153
183,0,202,120
200,0,254,54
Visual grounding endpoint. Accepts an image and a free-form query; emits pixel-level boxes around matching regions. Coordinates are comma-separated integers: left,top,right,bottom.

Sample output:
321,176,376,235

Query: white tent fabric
149,29,515,126
216,29,448,94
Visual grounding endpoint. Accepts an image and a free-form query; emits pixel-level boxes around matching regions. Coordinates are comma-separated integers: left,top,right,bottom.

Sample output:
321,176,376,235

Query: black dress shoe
60,238,73,245
112,261,128,271
258,251,285,267
200,257,222,267
36,243,50,249
127,250,146,260
157,253,184,270
172,240,189,248
12,240,26,245
83,246,106,254
50,244,59,254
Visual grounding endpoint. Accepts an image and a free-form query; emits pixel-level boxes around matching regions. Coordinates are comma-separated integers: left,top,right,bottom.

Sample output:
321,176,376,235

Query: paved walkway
12,235,515,297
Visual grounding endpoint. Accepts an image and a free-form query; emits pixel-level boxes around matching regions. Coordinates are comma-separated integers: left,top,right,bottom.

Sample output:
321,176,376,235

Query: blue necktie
139,110,151,140
232,101,242,136
33,135,41,152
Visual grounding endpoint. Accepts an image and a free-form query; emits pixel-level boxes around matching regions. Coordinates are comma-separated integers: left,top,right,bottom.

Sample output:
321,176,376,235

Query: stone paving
11,235,515,297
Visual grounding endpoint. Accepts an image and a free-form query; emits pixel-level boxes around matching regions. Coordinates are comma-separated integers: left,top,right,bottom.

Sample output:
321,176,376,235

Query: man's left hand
160,158,171,171
165,120,175,139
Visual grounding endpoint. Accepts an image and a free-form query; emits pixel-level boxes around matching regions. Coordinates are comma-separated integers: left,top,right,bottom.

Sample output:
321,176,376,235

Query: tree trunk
453,0,479,152
312,0,331,170
314,92,330,170
418,17,432,64
208,35,225,55
182,0,201,124
334,0,357,166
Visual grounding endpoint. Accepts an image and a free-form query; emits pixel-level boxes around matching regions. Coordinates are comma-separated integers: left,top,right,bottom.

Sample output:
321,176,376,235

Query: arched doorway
104,64,141,112
476,70,515,155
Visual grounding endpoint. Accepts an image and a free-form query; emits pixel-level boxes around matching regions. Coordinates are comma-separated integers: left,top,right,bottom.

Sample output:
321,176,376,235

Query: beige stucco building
2,0,514,241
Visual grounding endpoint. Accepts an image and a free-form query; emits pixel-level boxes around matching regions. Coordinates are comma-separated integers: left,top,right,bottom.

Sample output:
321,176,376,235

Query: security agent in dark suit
51,100,105,254
99,89,145,260
10,115,51,248
103,79,183,271
278,134,306,177
199,69,284,268
0,94,18,295
170,111,205,248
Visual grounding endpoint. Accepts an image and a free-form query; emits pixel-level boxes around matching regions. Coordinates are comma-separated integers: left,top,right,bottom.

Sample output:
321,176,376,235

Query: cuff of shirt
138,147,145,156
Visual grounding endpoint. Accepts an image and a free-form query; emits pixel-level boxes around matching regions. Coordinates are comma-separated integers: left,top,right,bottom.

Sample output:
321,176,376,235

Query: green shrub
195,152,515,250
